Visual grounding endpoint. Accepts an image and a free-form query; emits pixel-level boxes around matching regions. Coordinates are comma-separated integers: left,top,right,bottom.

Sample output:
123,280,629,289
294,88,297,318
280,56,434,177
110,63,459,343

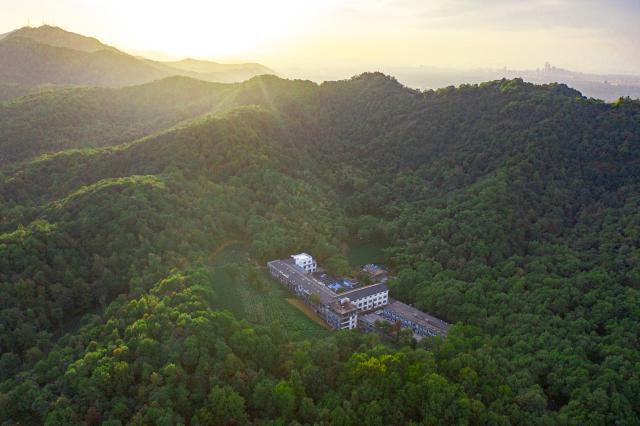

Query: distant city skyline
1,0,639,75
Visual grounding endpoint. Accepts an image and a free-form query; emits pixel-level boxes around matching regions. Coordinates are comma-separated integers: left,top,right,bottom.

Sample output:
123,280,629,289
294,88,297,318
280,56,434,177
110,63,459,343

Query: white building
267,259,357,330
268,253,388,331
291,253,317,273
339,283,389,312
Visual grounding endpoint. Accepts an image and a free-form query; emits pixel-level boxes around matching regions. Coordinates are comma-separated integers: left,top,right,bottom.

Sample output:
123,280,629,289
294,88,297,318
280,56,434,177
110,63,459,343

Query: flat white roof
291,253,313,261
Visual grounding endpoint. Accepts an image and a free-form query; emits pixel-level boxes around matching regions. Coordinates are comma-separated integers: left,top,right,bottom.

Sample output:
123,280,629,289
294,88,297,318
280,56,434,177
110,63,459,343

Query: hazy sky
2,0,639,74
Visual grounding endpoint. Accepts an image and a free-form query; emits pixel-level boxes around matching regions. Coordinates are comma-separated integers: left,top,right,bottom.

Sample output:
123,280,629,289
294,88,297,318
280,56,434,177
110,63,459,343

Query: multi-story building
325,298,358,330
339,283,389,312
291,253,317,273
268,253,445,338
376,299,449,338
358,311,389,333
267,257,358,330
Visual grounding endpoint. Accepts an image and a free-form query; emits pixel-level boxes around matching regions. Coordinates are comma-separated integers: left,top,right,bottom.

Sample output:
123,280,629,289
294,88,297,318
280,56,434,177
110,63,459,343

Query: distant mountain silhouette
165,58,274,78
0,36,169,86
0,25,275,89
2,25,119,53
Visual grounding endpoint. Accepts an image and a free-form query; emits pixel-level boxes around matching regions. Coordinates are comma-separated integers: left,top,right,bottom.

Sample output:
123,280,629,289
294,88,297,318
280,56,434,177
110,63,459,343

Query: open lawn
286,298,333,330
208,243,330,339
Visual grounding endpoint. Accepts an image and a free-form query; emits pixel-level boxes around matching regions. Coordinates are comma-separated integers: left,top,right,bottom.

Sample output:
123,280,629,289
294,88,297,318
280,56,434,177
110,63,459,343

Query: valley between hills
1,25,639,426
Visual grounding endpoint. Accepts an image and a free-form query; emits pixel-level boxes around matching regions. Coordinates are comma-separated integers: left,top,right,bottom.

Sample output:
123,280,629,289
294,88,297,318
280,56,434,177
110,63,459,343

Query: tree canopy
1,73,639,423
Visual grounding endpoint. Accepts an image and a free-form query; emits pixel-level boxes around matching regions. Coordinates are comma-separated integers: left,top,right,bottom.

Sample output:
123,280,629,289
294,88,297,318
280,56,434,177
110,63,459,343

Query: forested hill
0,77,233,165
0,25,276,92
1,25,120,53
1,73,639,424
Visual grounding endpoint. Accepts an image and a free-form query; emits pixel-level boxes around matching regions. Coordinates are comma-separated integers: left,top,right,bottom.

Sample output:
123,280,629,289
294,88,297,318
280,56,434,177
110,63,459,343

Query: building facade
324,298,358,330
379,299,449,338
267,254,446,337
291,253,317,273
339,283,389,312
267,258,359,330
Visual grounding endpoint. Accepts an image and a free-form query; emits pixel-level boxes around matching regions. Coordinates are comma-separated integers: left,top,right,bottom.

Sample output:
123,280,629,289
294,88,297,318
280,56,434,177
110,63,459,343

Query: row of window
356,294,389,310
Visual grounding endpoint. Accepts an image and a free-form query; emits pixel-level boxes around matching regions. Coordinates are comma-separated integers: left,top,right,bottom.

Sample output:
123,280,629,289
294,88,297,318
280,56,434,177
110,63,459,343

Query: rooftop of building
313,272,336,285
268,258,390,305
339,282,389,300
330,298,359,315
267,259,334,303
384,299,450,335
360,311,387,325
360,311,428,341
313,272,359,293
291,253,314,262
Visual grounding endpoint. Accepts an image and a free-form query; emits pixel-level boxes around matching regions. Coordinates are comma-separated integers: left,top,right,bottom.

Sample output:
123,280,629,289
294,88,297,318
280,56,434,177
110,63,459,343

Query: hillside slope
0,25,276,90
0,36,168,87
0,74,639,424
0,77,233,165
3,25,119,53
166,58,276,83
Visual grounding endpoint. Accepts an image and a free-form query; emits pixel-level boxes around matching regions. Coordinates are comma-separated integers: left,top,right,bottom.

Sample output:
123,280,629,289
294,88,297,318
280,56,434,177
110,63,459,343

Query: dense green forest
1,73,639,424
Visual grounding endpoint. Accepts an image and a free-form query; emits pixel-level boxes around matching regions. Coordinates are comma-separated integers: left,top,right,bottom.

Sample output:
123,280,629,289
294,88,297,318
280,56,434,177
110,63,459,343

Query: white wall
354,291,389,311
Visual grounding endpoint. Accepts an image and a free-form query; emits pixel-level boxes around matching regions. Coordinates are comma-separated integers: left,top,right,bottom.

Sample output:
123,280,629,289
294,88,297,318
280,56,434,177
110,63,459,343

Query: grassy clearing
286,298,333,330
208,243,330,340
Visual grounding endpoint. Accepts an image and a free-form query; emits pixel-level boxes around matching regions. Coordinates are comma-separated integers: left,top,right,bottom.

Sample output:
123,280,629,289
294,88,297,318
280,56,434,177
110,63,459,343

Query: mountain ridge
1,68,639,423
0,25,276,90
3,24,119,53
